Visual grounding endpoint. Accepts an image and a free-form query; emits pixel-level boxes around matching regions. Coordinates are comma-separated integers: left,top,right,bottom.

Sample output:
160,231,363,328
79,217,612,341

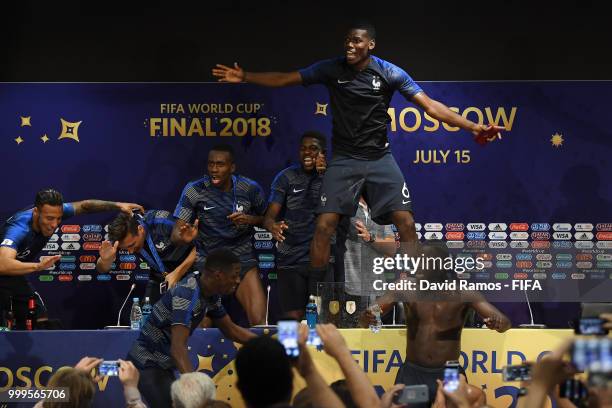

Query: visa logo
466,223,485,231
552,232,572,240
488,241,507,249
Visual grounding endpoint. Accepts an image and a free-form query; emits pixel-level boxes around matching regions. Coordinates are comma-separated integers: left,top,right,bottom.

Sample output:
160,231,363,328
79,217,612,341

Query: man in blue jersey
96,210,198,305
127,248,256,408
213,22,504,282
172,144,267,326
263,131,331,319
0,188,143,329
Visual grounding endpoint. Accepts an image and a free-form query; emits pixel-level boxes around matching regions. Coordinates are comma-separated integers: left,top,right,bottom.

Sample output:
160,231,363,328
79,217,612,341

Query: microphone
518,289,546,328
265,285,271,326
105,283,136,329
253,284,276,328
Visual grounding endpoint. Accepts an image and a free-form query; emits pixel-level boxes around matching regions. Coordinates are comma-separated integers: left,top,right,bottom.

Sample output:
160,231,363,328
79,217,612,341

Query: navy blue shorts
316,152,412,224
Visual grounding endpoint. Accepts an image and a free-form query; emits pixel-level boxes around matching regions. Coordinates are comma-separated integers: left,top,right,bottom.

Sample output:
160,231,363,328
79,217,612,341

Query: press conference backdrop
0,82,610,328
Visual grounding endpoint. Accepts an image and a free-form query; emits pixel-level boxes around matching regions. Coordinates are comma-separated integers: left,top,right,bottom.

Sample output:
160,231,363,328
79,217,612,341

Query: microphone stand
105,283,136,329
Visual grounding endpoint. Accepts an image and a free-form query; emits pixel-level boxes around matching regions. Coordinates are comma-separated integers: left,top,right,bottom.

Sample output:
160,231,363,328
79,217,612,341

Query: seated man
97,210,197,304
0,188,142,329
127,248,256,408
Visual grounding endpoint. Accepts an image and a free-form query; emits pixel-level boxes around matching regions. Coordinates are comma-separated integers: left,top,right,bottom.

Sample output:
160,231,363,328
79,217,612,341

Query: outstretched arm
72,200,144,215
412,92,504,144
212,63,302,87
469,293,511,332
0,247,60,276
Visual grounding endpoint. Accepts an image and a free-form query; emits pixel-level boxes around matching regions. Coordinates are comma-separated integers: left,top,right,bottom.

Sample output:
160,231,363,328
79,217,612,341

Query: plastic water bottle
130,298,142,330
305,295,318,329
369,303,382,333
141,297,152,327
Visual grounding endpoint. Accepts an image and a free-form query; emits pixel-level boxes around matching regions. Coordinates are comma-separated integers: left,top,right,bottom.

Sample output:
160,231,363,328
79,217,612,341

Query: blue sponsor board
496,261,513,268
556,261,573,269
466,232,486,240
552,272,567,279
134,274,150,281
96,274,112,281
254,241,274,250
82,224,103,232
59,263,76,271
119,254,137,262
60,256,76,263
258,254,275,262
515,254,533,261
531,223,551,231
258,262,275,269
553,241,573,249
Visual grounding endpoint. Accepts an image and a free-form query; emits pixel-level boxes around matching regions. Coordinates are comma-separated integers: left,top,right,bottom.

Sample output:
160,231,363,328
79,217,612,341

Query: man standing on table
0,188,143,329
172,144,267,325
127,248,256,408
213,21,503,287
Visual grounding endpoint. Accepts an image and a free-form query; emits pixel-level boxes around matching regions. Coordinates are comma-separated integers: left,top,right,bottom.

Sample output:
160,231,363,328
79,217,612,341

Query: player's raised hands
36,255,61,272
473,123,504,145
99,240,119,263
212,63,245,83
177,219,199,243
269,220,288,242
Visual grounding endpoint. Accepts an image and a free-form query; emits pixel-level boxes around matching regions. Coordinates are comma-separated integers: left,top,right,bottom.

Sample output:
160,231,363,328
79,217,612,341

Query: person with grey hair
171,372,216,408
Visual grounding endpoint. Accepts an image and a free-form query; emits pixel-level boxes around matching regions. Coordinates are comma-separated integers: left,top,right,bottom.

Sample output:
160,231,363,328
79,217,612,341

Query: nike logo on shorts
293,188,305,193
402,200,411,205
204,206,216,210
337,79,350,84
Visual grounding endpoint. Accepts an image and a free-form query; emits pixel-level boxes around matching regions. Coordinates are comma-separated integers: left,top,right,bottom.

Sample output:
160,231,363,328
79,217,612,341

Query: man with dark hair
172,144,267,325
127,248,256,408
263,131,332,319
0,188,143,329
236,336,294,408
96,210,198,304
213,21,503,288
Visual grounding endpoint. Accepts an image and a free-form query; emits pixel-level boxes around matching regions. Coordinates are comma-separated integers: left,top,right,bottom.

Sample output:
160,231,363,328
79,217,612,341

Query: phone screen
159,281,168,294
575,318,608,335
572,338,612,372
443,367,459,391
502,364,532,381
278,320,299,358
98,361,119,376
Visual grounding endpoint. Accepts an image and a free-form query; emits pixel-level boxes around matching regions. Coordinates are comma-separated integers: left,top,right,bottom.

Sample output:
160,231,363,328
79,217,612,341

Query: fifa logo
372,75,381,91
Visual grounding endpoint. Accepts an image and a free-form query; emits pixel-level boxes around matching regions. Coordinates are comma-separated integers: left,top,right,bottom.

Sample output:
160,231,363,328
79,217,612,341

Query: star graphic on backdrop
196,354,214,372
58,118,82,142
551,133,564,147
315,102,328,116
14,136,24,145
20,116,31,127
481,384,487,390
41,134,49,143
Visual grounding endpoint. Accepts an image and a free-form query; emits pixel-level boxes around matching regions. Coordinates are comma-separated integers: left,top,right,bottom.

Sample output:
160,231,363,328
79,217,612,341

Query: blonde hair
43,367,95,408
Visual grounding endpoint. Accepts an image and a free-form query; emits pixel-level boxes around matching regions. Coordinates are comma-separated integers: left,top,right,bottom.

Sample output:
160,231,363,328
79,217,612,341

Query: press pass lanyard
137,220,167,274
231,175,238,212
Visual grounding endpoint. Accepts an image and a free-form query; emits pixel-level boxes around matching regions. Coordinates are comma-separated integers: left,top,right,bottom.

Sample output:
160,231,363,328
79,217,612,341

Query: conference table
0,328,573,407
